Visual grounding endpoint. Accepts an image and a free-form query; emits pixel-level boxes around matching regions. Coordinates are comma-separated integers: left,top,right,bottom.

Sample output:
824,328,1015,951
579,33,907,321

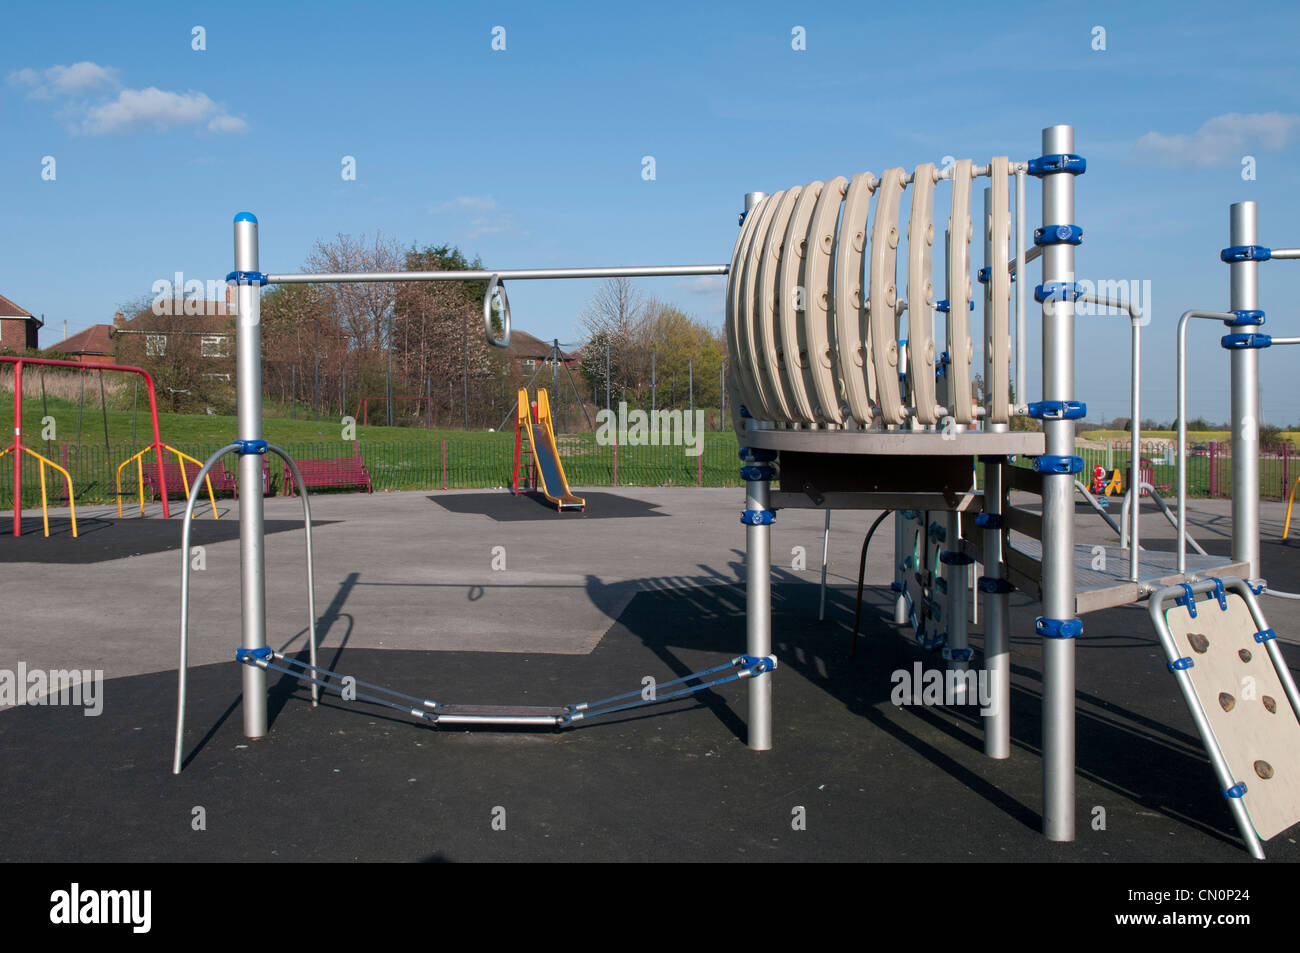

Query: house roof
117,303,233,333
47,324,114,355
0,294,41,324
506,329,576,361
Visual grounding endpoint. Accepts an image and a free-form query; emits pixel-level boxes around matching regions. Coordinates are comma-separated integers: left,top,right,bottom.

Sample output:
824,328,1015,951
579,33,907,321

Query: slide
517,388,585,512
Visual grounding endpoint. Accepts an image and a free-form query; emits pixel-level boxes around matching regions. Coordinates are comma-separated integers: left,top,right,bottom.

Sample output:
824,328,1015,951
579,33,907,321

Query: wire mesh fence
1,435,1294,509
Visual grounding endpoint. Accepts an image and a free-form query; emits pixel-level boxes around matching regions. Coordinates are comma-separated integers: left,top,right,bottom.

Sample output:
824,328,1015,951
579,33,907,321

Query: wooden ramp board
1164,593,1300,841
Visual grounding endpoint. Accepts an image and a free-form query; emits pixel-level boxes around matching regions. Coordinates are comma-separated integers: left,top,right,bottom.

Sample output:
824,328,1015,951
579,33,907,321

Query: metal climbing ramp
1149,576,1300,858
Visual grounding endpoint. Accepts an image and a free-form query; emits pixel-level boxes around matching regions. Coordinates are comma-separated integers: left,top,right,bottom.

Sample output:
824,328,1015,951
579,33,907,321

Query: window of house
201,335,229,358
146,335,167,357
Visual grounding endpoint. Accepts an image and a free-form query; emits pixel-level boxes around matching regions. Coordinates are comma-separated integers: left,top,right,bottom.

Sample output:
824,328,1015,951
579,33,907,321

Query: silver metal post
945,511,970,702
983,460,1010,758
893,512,909,624
265,264,728,284
1229,202,1261,578
818,509,830,621
1176,310,1238,573
1039,125,1077,841
234,213,268,740
746,476,772,750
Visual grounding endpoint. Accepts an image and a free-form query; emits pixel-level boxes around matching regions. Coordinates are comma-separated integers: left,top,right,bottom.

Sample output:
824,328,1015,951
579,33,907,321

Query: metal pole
1039,124,1077,842
689,356,694,419
313,321,320,421
1015,167,1027,413
233,213,267,740
463,311,469,431
745,474,772,750
1176,310,1238,572
1229,201,1261,578
983,459,1010,758
266,264,728,284
11,360,21,537
818,509,830,621
652,350,656,412
605,344,610,413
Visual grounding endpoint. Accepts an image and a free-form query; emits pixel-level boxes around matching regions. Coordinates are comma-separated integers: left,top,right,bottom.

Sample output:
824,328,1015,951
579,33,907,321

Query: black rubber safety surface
4,533,1300,862
428,491,666,521
0,517,332,564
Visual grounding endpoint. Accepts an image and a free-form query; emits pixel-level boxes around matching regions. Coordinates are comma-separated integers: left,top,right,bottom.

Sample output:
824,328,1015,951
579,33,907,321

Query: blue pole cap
234,211,258,223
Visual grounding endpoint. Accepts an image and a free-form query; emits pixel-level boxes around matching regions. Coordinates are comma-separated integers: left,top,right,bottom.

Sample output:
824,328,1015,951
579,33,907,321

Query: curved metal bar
265,443,319,705
483,275,511,349
174,444,240,775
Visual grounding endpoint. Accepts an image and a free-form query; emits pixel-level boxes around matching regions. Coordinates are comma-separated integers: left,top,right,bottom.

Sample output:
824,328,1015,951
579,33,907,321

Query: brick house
0,294,42,351
112,290,237,381
45,324,114,362
505,329,579,376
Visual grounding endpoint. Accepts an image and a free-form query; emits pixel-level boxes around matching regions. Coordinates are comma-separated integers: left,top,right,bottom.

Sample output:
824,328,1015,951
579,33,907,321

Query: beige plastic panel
736,191,785,420
987,157,1012,425
1165,595,1300,841
945,159,975,424
868,168,907,426
906,163,939,425
833,172,878,426
776,181,824,423
725,194,770,421
803,176,849,424
755,187,804,422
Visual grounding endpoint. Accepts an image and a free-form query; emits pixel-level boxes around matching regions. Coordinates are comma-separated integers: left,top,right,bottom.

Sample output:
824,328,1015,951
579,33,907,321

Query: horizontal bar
266,265,729,285
1270,336,1300,345
432,713,563,726
1007,245,1042,275
1270,248,1300,260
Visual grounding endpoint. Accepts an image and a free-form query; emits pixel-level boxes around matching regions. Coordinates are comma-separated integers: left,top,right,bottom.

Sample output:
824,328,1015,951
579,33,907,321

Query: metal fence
3,435,1295,509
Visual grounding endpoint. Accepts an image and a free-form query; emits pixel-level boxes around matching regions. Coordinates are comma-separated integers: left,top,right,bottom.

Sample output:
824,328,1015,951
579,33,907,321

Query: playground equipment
3,356,167,537
512,387,584,511
171,128,1298,856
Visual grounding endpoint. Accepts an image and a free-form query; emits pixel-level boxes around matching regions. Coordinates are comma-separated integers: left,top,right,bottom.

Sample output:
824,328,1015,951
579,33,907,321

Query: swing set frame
2,355,174,537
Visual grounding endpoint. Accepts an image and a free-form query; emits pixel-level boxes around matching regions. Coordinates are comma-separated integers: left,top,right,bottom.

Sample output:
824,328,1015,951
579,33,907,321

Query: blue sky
3,0,1299,424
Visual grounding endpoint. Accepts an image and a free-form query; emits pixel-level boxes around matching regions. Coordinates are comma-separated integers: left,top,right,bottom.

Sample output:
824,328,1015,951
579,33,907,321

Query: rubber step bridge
235,647,776,729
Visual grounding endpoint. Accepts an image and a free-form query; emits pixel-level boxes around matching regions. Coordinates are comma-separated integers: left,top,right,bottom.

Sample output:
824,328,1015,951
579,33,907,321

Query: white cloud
80,87,244,135
7,61,120,99
1135,113,1300,168
431,195,499,214
8,61,247,135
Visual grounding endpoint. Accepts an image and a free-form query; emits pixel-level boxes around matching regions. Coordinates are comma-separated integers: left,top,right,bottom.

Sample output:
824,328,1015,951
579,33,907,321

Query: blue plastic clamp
940,551,974,566
978,576,1013,594
738,211,748,227
1247,580,1265,596
1227,309,1265,326
739,404,752,419
1168,656,1195,672
1032,455,1084,475
942,647,974,663
740,509,775,525
1220,245,1270,263
975,513,1003,529
738,447,777,463
1223,782,1248,800
1176,583,1198,618
928,522,947,542
234,439,268,455
225,270,269,286
739,465,777,481
976,267,1016,284
235,646,273,664
936,299,949,313
936,577,948,593
739,654,777,673
1034,281,1083,303
1027,154,1086,177
1221,333,1271,349
1035,617,1083,639
901,509,920,520
1034,224,1083,246
889,581,903,593
1027,400,1086,420
1212,577,1228,611
1254,628,1277,644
